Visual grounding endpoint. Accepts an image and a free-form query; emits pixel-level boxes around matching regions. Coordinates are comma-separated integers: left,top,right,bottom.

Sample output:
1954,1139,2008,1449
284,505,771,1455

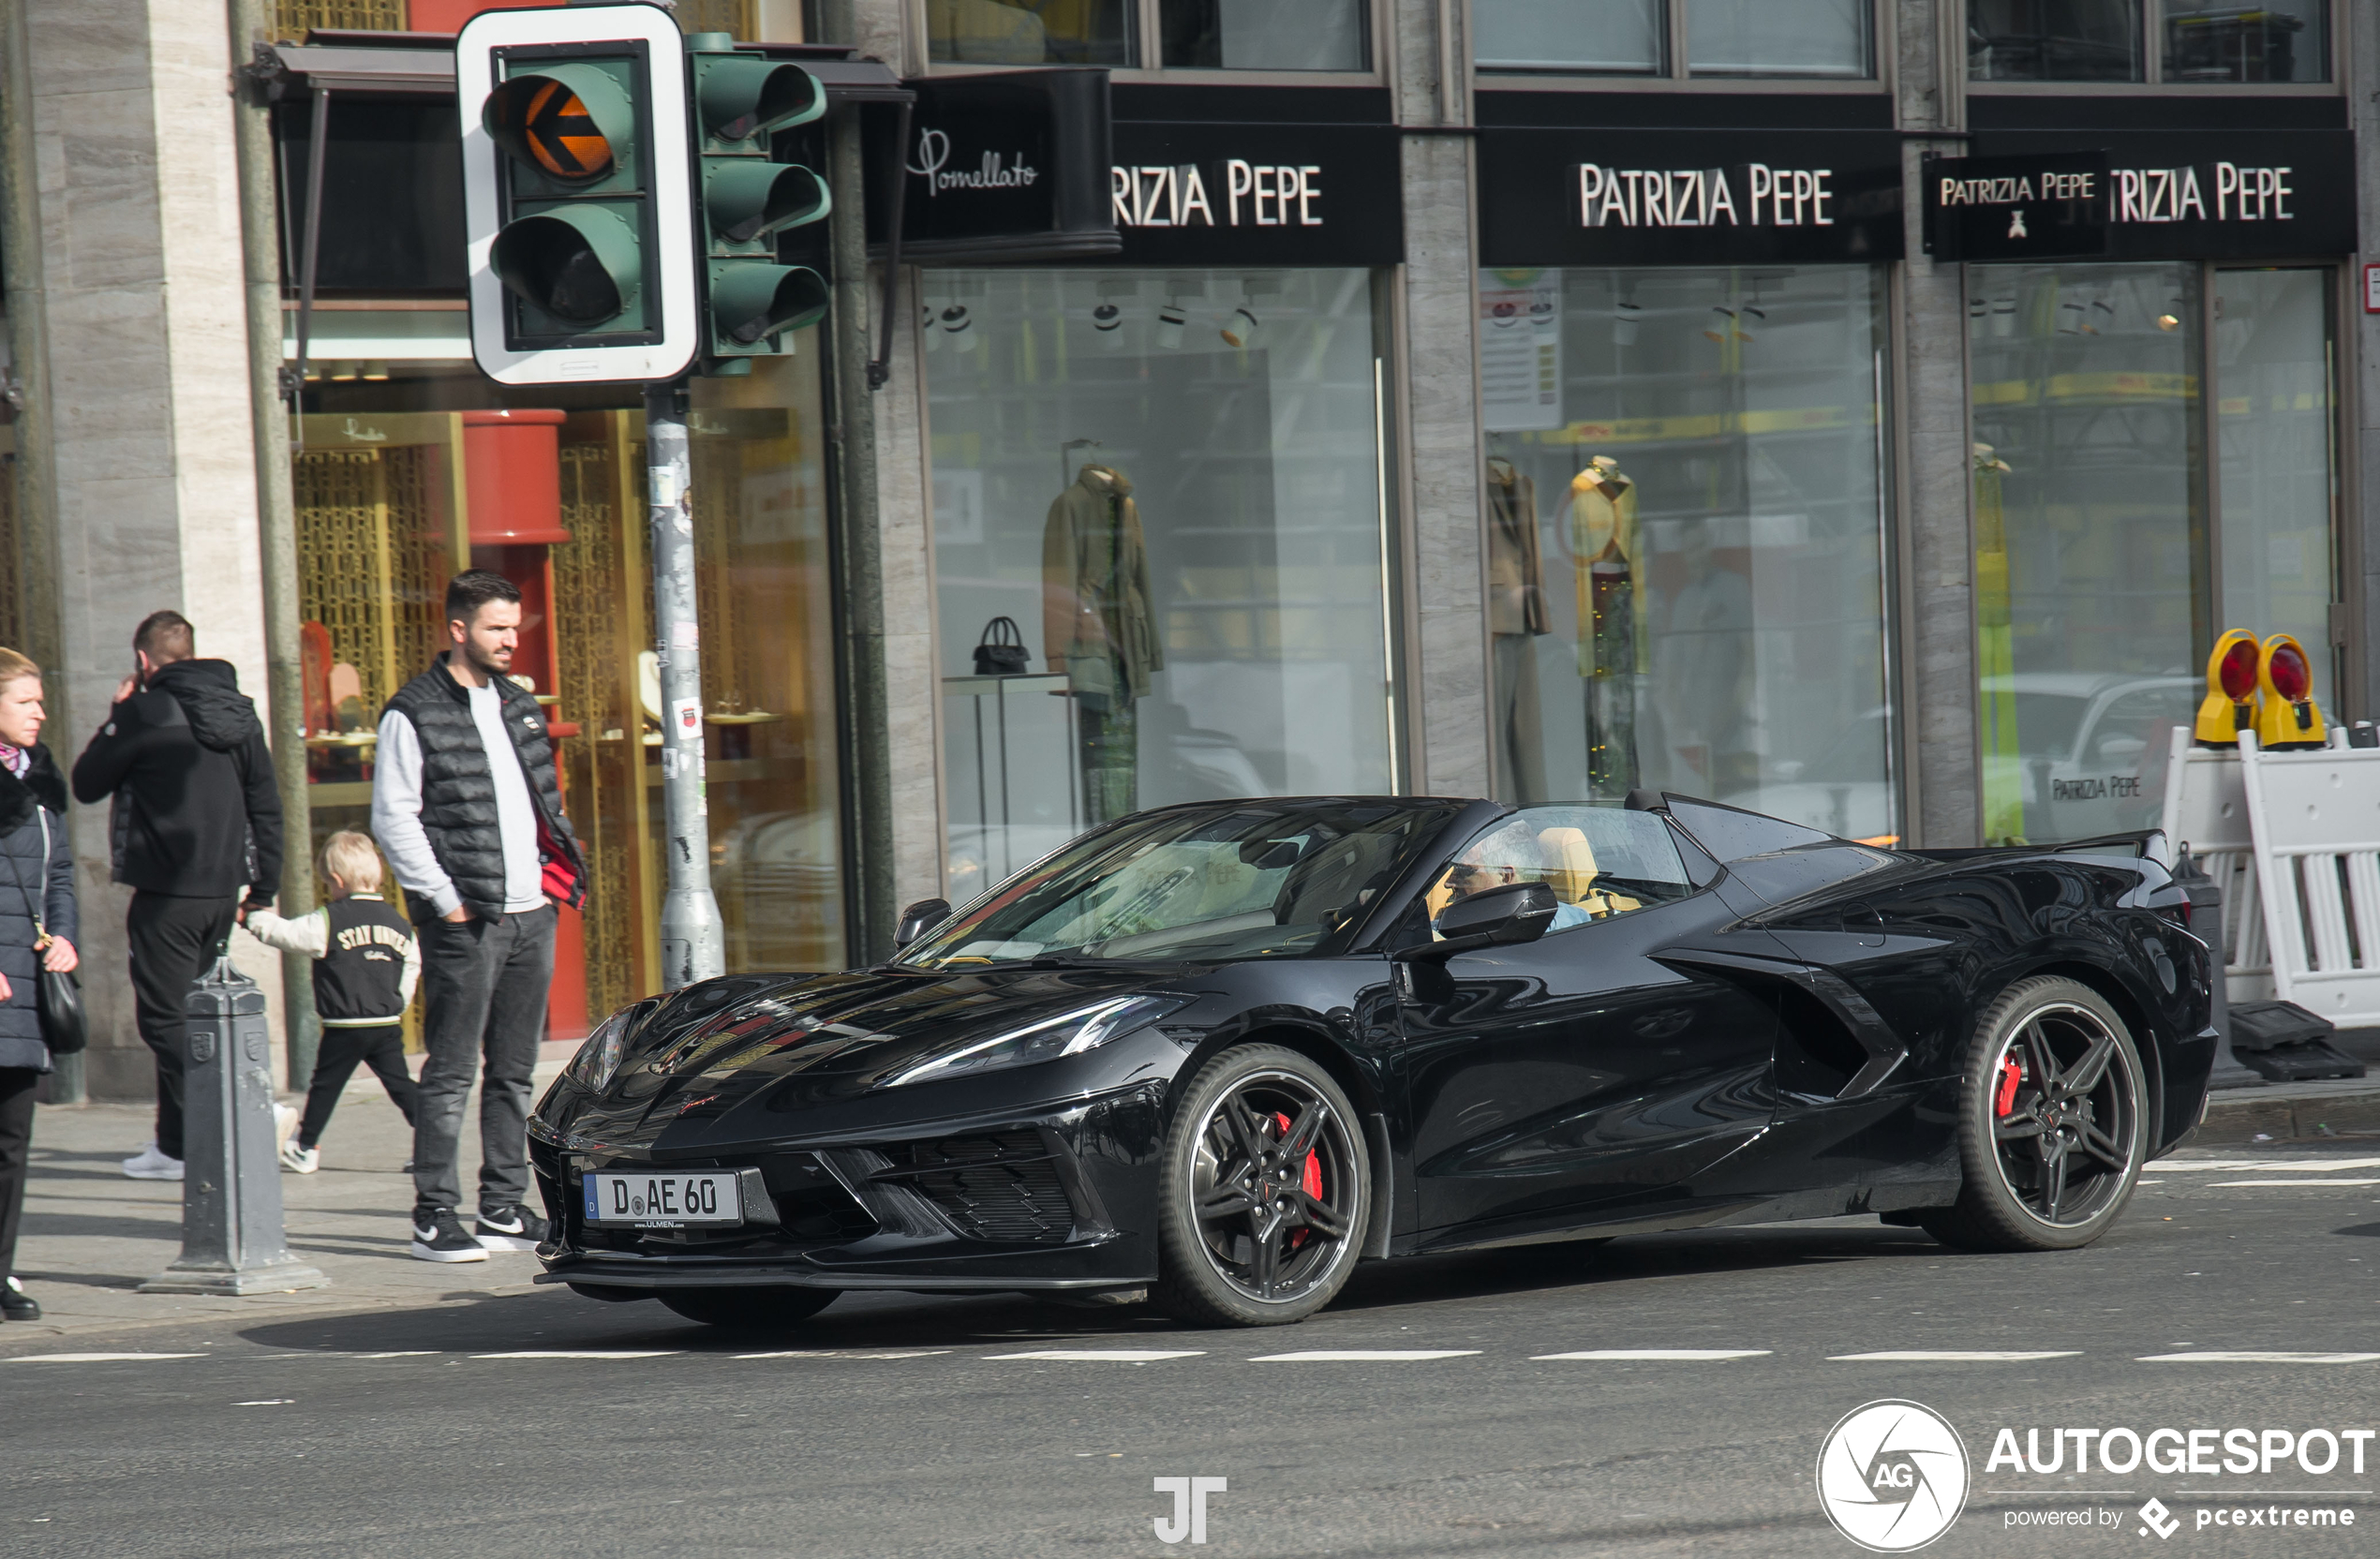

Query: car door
1392,807,1786,1241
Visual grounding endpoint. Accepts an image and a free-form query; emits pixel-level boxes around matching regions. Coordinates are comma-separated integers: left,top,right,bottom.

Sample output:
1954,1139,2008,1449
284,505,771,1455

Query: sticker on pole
672,698,702,739
1816,1399,1970,1552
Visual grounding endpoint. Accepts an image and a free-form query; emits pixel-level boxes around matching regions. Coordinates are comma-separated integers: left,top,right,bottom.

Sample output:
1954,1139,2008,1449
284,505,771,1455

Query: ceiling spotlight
1703,306,1735,344
2156,313,2181,332
362,360,390,381
1991,297,2016,337
1093,303,1123,333
1735,304,1765,341
1612,301,1640,347
922,304,939,351
1155,304,1184,350
941,304,977,352
1221,307,1259,349
329,361,359,381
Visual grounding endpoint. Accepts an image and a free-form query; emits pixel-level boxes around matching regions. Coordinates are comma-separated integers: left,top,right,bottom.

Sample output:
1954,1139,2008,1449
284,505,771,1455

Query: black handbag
11,807,84,1056
973,616,1033,676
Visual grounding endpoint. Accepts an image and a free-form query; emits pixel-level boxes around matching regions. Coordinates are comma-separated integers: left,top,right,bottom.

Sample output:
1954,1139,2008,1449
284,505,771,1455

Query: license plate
584,1170,743,1227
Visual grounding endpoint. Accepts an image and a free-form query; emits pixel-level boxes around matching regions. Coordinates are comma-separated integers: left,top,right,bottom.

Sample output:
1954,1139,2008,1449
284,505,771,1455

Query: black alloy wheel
657,1285,841,1329
1921,976,2148,1253
1153,1044,1369,1327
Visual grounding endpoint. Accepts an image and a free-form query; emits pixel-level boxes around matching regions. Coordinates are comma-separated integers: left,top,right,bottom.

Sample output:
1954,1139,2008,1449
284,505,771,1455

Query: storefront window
922,267,1398,899
1687,0,1873,78
1160,0,1367,70
2163,0,2327,83
288,342,844,1033
1474,0,1667,75
1968,262,2204,844
1479,265,1897,842
926,0,1134,66
2216,268,2336,710
1969,0,2144,81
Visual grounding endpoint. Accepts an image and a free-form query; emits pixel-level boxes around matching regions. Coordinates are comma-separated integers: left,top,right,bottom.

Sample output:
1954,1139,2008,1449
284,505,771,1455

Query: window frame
1470,0,1891,92
914,0,1390,82
1964,0,2346,94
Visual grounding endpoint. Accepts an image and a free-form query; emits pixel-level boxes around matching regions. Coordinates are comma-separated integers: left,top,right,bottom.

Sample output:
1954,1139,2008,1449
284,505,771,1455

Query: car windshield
900,799,1470,969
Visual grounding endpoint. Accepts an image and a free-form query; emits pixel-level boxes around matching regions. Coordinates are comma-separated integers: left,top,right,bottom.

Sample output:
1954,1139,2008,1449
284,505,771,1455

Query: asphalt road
7,1147,2380,1559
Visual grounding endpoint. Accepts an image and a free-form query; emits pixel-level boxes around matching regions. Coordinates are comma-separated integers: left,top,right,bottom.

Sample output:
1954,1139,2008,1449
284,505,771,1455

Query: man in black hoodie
72,611,283,1180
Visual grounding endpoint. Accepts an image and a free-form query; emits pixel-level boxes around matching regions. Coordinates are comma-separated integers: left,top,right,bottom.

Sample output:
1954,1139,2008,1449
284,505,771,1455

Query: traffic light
457,4,698,386
2194,629,2259,747
2254,632,2328,751
688,36,830,361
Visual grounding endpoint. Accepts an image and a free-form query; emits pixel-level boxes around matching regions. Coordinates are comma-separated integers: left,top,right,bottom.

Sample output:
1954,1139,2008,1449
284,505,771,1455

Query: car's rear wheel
1920,976,2148,1253
1153,1044,1369,1328
656,1286,840,1329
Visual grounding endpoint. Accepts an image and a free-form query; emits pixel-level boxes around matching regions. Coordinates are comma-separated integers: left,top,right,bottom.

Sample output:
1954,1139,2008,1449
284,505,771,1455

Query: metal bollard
140,953,329,1295
2172,848,2262,1091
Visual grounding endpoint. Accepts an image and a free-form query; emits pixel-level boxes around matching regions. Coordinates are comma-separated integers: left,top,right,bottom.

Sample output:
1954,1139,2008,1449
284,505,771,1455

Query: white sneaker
280,1141,320,1174
273,1103,300,1149
121,1142,185,1181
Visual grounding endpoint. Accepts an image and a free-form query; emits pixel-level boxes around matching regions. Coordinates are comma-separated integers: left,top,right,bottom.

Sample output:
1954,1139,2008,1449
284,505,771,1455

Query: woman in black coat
0,648,77,1322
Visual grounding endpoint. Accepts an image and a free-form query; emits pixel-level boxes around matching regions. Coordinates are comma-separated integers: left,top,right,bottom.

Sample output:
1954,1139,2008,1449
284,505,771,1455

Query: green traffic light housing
491,206,643,326
703,159,832,247
694,54,826,148
708,263,829,347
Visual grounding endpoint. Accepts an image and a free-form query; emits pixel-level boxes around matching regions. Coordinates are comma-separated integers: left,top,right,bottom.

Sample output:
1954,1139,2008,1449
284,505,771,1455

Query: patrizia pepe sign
1103,119,1403,265
1476,127,1905,266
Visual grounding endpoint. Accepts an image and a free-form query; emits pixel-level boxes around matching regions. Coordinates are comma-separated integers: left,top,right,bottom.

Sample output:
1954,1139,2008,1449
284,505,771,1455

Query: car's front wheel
656,1286,840,1329
1921,976,2149,1253
1153,1044,1369,1328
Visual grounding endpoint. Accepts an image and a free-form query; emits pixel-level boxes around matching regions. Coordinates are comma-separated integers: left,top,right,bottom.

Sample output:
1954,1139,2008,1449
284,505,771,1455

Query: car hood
544,964,1183,1138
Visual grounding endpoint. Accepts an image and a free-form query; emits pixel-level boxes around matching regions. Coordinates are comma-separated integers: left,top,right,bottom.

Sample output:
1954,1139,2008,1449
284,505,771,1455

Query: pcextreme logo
1818,1399,1971,1552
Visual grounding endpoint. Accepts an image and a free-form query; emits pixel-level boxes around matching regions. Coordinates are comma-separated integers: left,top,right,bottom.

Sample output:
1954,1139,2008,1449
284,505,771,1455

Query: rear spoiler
1905,829,2171,866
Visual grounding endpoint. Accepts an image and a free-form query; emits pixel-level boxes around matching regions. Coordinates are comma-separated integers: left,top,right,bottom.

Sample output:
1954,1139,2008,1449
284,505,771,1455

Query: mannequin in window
1570,455,1645,795
1486,455,1548,805
1044,464,1163,824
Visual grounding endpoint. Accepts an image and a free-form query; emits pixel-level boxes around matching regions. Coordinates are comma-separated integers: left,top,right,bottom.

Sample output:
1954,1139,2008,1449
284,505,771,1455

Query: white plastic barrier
2158,724,2272,1003
2237,730,2380,1029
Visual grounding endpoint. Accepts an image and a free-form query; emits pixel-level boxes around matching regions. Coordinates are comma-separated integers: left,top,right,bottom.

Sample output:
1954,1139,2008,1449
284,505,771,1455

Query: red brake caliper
1995,1054,2023,1118
1272,1112,1324,1249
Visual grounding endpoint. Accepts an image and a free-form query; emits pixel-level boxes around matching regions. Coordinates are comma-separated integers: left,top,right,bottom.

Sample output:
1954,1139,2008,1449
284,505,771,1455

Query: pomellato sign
868,68,1119,262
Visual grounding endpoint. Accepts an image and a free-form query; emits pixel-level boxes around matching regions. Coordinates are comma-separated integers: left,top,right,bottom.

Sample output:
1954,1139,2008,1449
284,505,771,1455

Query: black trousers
0,1065,38,1281
126,891,239,1161
297,1023,420,1150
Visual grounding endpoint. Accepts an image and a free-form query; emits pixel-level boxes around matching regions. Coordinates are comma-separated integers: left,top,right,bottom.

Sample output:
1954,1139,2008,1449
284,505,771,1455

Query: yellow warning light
2253,632,2328,751
2194,629,2259,747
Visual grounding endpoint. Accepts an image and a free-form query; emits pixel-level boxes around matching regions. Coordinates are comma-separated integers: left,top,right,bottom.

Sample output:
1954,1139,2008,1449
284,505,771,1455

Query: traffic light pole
646,379,724,989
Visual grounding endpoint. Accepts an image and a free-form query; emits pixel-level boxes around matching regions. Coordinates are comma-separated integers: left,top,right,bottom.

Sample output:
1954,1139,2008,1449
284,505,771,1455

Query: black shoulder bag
11,807,86,1056
973,616,1033,676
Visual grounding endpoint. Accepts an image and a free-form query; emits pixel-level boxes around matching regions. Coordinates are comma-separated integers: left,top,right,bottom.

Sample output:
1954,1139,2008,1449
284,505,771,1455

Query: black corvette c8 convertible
528,792,2216,1329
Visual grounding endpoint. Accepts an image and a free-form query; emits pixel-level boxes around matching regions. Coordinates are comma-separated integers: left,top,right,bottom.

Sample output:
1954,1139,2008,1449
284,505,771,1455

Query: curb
2194,1082,2380,1144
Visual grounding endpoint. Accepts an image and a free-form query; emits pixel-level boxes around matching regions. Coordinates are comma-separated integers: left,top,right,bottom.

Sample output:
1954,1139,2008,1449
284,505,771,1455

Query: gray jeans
409,902,555,1216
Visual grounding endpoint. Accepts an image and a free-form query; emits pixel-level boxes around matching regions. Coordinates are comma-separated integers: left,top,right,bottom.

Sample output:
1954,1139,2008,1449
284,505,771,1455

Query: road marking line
1829,1351,2081,1361
5,1352,208,1363
984,1350,1207,1362
351,1351,438,1359
1532,1349,1772,1360
2136,1352,2380,1363
234,1399,294,1406
469,1350,680,1359
2153,1158,2380,1172
1245,1350,1482,1362
2207,1179,2380,1188
736,1350,955,1360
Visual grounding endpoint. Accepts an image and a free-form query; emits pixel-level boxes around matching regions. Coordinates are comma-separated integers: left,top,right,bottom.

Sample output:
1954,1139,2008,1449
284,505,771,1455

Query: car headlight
878,994,1193,1091
564,1001,653,1092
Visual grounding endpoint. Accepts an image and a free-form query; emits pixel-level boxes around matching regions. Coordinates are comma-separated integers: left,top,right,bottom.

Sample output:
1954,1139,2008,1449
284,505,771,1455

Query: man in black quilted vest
372,571,585,1262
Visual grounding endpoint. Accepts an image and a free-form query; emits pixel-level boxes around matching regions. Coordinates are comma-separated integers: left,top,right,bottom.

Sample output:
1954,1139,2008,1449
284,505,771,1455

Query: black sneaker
474,1205,550,1254
2,1276,38,1321
410,1207,490,1264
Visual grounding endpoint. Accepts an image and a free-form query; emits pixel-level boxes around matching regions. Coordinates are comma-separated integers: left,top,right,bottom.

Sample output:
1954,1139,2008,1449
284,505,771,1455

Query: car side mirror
1391,881,1558,962
892,898,952,952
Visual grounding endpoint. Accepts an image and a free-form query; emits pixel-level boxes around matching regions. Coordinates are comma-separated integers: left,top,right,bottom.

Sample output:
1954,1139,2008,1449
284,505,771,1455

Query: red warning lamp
2194,629,2260,747
2253,632,2328,750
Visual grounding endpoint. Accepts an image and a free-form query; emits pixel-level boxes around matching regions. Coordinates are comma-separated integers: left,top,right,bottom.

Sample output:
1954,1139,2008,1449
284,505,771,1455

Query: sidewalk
3,1044,579,1343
